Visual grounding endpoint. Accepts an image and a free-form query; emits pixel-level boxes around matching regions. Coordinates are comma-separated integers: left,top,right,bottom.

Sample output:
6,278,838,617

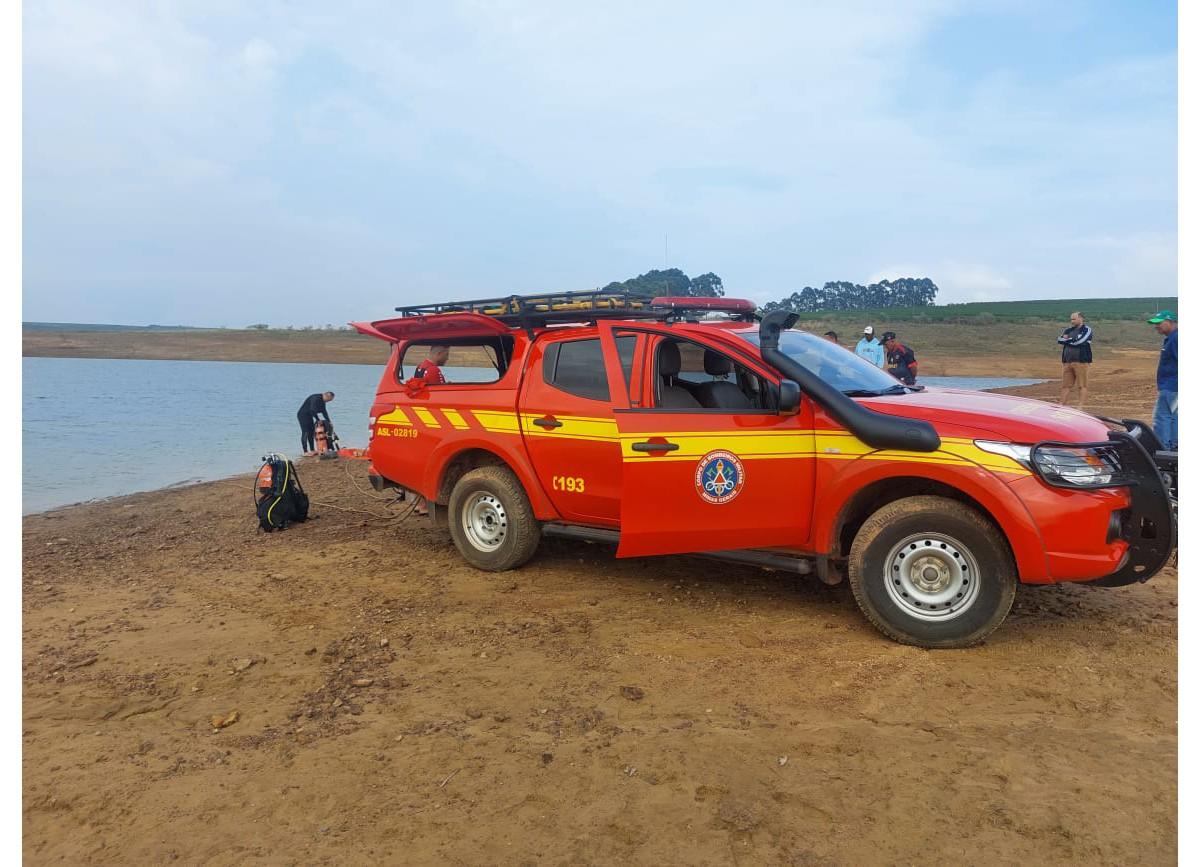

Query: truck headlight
1030,444,1120,488
978,440,1121,488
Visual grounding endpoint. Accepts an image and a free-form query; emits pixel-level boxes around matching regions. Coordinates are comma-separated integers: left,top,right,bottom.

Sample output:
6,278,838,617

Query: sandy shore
22,365,1174,864
23,328,389,365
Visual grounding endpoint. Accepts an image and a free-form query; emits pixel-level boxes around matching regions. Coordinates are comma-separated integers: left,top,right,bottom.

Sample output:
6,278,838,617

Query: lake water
21,357,1045,514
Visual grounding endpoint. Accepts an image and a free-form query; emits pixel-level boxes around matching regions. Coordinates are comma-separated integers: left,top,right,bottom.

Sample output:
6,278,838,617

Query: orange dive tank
255,461,274,497
314,420,330,455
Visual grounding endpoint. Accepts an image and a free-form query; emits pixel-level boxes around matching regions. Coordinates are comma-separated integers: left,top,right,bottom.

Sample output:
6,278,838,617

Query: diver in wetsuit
297,391,334,457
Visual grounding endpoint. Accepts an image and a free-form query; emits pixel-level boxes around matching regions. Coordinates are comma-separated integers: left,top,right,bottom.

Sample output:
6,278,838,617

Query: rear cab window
399,337,516,385
542,335,637,403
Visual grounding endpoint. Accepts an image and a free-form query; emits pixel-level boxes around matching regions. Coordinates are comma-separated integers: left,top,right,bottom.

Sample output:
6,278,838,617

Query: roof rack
394,290,757,327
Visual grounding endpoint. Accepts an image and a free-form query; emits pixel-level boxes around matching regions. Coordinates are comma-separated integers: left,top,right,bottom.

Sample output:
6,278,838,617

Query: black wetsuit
297,393,330,453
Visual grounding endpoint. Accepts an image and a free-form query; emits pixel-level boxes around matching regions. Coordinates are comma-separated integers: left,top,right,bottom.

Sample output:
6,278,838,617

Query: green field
794,296,1177,325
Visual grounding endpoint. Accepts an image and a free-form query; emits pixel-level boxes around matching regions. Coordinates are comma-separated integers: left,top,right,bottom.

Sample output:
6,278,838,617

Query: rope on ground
225,456,424,522
342,459,398,501
309,499,400,520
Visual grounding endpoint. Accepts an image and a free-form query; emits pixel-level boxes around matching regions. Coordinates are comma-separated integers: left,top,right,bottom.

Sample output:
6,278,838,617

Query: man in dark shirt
1148,310,1177,450
297,391,334,457
881,332,918,385
1057,311,1094,407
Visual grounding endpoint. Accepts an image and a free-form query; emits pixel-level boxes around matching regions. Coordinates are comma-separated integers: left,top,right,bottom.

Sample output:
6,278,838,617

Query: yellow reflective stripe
442,409,470,430
372,408,1030,477
620,432,812,460
376,406,412,426
412,407,439,428
520,413,619,441
617,430,1029,475
471,410,521,434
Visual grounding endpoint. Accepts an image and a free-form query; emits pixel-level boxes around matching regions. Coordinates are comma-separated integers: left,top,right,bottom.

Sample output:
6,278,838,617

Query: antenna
664,234,668,269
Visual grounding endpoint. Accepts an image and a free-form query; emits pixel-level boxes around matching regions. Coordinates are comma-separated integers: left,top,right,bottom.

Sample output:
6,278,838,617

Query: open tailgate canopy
350,313,513,343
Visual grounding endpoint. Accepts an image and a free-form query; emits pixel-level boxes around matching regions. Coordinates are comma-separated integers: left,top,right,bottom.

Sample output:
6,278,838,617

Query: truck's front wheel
848,496,1016,648
447,466,541,571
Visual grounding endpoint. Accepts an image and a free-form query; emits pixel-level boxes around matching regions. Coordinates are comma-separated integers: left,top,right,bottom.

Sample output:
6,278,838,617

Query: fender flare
423,435,559,521
814,458,1051,583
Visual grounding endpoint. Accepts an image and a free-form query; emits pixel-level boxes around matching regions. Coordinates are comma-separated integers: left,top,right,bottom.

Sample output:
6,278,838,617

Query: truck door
519,330,639,526
600,323,816,558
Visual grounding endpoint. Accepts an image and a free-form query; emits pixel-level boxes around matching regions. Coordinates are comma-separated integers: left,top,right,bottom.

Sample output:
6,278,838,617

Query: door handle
533,416,563,429
631,441,679,452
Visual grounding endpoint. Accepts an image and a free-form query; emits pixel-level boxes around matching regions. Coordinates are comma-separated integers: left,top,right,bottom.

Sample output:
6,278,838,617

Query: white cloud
21,0,1177,324
867,262,1013,303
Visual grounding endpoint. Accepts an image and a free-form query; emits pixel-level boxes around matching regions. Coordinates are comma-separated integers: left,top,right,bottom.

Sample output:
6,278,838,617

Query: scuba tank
255,461,274,496
315,420,341,459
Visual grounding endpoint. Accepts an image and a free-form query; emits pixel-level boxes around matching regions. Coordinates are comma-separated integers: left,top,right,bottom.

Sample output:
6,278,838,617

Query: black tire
847,495,1016,648
447,466,541,571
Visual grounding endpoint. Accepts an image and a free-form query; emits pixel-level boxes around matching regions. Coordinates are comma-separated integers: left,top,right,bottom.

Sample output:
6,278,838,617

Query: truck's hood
858,387,1113,444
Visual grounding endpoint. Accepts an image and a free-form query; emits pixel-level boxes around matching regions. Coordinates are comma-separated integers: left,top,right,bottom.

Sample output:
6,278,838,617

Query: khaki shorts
1062,362,1090,389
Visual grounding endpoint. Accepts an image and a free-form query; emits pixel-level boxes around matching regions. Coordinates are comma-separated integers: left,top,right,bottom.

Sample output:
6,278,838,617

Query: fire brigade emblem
695,450,745,505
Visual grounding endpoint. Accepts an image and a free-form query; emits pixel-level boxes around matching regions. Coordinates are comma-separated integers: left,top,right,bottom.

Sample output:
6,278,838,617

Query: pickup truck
352,291,1175,648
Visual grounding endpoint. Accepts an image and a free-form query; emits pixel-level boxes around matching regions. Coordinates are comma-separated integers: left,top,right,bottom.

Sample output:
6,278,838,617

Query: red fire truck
352,292,1175,647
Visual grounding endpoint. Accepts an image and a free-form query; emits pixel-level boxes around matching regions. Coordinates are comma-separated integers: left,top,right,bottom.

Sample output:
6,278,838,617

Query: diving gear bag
255,454,309,531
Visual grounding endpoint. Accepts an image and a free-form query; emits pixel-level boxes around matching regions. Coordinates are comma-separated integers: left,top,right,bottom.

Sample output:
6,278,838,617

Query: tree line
601,268,727,298
761,277,938,312
603,270,938,311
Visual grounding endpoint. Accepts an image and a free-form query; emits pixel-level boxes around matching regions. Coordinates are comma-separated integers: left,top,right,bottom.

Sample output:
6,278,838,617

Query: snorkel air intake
759,311,941,453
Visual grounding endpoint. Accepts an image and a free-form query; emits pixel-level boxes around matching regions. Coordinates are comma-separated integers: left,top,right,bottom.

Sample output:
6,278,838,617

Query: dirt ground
22,363,1175,865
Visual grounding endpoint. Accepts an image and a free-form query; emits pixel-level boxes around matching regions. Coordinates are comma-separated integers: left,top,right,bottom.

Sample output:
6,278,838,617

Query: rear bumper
367,463,402,493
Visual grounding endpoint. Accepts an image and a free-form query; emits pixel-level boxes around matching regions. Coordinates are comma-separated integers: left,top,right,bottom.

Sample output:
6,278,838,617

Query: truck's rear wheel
447,466,541,571
848,495,1016,648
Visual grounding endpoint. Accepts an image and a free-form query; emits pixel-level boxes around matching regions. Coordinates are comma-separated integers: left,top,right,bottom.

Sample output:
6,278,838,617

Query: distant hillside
792,296,1177,324
23,322,200,332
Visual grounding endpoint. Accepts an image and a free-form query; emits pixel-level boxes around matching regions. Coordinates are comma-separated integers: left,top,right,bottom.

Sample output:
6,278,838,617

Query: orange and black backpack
254,454,309,531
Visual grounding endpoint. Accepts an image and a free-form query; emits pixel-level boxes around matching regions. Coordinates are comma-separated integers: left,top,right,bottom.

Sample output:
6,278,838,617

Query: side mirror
778,379,801,416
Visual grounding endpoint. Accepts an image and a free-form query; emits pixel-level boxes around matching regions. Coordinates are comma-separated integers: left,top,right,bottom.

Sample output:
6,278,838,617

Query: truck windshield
737,330,909,396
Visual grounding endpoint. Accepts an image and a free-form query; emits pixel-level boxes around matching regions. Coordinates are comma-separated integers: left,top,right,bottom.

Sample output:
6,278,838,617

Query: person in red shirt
414,345,449,385
410,345,449,516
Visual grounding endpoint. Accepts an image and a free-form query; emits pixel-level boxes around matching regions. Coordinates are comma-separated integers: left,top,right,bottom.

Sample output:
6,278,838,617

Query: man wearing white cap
854,325,886,368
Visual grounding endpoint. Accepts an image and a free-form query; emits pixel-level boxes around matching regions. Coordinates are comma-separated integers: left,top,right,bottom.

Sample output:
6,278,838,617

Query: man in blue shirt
1148,310,1177,451
854,326,885,368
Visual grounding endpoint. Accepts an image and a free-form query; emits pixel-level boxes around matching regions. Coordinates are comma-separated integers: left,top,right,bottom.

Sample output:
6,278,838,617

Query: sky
22,0,1177,326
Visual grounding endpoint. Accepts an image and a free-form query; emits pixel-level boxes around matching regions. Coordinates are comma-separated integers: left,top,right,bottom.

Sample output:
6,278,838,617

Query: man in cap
1056,311,1094,407
854,326,885,368
1148,310,1177,451
881,332,918,385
